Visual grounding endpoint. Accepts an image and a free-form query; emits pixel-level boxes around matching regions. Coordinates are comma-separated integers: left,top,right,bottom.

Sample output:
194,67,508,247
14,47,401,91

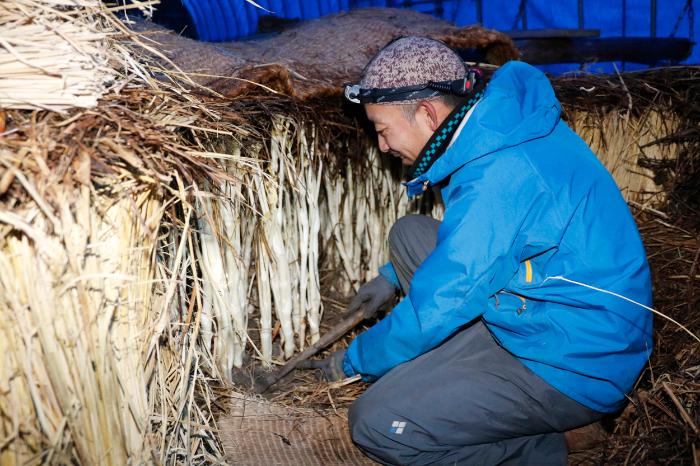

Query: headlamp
344,84,362,104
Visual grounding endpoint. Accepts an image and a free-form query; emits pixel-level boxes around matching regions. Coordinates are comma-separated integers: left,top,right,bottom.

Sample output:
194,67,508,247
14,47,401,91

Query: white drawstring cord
544,275,700,344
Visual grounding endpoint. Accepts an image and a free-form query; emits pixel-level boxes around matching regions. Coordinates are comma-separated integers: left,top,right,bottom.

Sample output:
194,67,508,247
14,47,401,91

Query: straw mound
130,8,519,100
0,3,256,462
556,66,700,205
572,68,700,464
0,85,247,463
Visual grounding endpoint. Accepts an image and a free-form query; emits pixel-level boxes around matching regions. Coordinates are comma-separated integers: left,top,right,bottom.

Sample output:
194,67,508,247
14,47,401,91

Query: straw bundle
568,107,679,205
0,0,118,111
0,185,158,463
0,2,244,462
0,88,247,464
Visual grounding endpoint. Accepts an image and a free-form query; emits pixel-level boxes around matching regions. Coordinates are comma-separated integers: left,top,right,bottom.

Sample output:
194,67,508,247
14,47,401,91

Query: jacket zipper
496,291,528,314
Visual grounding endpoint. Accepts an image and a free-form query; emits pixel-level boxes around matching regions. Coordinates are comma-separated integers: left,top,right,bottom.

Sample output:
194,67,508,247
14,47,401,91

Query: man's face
364,103,437,166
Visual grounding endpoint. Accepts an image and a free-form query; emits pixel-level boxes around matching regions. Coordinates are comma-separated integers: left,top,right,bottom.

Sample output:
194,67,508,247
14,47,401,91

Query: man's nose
378,135,390,153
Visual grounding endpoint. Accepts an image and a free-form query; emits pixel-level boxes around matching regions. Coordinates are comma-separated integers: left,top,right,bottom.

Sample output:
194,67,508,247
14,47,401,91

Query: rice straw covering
0,0,119,111
0,1,230,463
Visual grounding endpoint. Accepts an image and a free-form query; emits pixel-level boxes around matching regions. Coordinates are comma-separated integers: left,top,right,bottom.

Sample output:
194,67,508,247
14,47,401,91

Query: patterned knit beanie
360,36,467,104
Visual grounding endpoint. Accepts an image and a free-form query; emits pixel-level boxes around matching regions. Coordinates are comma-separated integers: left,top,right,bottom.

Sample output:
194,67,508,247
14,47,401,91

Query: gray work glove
297,349,347,382
347,274,396,320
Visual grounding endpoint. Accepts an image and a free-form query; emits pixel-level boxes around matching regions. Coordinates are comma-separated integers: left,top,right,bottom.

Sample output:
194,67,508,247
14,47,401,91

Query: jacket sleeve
378,261,401,289
344,162,565,379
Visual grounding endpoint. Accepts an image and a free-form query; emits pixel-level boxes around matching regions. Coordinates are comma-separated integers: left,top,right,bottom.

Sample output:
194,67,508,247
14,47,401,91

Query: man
304,37,653,465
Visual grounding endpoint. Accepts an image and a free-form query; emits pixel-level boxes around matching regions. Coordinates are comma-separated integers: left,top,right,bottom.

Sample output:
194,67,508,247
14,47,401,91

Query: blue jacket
344,61,653,413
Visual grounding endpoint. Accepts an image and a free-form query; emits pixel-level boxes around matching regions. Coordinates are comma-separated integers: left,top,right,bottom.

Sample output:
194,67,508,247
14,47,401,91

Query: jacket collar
405,61,562,198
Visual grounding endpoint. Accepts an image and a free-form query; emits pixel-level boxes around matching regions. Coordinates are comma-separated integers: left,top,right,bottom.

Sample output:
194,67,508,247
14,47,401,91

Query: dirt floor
218,290,374,465
228,287,372,411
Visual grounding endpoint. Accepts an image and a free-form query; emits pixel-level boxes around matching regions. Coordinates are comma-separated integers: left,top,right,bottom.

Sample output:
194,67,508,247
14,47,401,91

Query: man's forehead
365,104,401,124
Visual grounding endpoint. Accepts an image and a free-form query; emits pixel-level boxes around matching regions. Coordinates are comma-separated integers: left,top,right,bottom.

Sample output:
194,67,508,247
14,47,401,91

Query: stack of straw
568,108,679,205
0,1,238,463
0,0,117,111
1,1,427,459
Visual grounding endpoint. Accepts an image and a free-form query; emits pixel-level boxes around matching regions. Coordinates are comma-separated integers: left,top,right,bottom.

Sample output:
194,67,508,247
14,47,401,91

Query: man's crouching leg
388,214,440,293
349,398,566,466
347,321,602,465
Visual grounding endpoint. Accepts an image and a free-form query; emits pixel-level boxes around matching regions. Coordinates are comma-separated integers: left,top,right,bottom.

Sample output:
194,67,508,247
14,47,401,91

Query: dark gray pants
348,215,602,466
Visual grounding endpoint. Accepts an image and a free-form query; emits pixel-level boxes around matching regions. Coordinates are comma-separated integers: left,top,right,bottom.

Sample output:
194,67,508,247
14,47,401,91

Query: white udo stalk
197,194,216,353
295,161,309,348
285,194,303,348
353,165,368,283
298,220,309,348
220,176,247,368
341,162,358,292
197,195,236,376
324,169,358,294
237,182,256,358
305,136,323,343
266,118,295,359
366,147,384,276
295,125,320,348
246,180,273,366
279,131,303,349
255,224,273,367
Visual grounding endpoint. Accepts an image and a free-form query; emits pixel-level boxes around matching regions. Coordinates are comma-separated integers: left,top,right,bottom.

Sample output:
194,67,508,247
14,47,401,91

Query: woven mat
131,8,518,101
219,393,375,465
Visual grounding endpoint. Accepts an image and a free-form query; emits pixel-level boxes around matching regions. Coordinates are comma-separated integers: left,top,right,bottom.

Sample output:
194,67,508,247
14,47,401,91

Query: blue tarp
181,0,697,70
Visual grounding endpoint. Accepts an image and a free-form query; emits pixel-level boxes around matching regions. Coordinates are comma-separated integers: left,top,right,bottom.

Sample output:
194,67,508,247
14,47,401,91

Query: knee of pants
388,214,438,255
348,396,374,447
348,394,416,465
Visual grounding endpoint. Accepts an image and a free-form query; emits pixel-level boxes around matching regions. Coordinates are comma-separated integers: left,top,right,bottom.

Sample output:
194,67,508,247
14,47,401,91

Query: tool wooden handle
254,305,366,393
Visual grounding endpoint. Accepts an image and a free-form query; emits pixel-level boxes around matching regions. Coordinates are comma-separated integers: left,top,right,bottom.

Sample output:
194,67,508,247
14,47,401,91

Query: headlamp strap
345,68,483,104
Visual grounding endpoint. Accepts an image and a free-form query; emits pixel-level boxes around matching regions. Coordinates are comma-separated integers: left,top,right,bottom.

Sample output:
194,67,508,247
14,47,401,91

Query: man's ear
418,100,440,131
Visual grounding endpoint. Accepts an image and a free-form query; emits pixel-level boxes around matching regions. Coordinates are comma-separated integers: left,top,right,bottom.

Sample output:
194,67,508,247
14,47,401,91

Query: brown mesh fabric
132,8,519,100
219,393,376,465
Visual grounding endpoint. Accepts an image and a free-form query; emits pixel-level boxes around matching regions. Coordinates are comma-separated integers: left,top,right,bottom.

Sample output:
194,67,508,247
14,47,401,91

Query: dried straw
0,0,117,111
0,1,242,462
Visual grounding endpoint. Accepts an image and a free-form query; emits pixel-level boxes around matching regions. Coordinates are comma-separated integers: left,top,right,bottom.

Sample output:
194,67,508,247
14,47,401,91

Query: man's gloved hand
297,349,347,382
347,275,396,320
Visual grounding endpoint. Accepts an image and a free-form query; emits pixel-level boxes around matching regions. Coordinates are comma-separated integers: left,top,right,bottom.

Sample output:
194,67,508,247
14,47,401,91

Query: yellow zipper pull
525,260,533,283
